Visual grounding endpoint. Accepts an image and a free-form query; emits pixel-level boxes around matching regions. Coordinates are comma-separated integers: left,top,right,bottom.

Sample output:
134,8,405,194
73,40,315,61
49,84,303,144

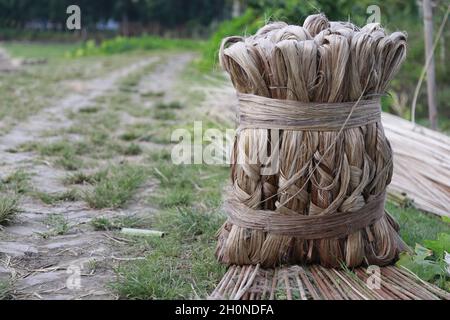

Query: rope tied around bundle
225,193,386,239
237,93,382,131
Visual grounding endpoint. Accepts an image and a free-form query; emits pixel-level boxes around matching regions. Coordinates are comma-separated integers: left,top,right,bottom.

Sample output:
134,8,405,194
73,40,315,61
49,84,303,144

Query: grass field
0,42,448,299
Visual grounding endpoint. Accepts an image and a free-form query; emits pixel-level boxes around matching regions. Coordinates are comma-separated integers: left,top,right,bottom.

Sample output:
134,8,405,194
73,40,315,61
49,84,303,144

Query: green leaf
414,243,433,259
396,245,446,282
396,253,445,281
424,233,450,258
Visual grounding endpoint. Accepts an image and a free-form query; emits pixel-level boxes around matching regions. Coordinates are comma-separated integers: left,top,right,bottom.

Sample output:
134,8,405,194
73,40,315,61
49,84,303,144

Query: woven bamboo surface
209,264,450,300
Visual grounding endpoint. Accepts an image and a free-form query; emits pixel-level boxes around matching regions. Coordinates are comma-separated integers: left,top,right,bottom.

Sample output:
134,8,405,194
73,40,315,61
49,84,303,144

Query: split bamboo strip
382,112,450,217
209,264,450,300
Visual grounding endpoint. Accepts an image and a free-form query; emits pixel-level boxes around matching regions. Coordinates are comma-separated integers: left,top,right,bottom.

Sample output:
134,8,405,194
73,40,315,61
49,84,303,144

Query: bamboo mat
209,264,450,300
382,113,450,217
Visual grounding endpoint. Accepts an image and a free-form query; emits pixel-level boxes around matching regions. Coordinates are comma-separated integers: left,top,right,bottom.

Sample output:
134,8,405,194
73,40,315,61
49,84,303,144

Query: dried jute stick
216,14,409,268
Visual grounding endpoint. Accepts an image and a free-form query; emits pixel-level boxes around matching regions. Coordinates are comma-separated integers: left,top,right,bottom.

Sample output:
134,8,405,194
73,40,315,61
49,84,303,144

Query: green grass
0,195,19,225
32,189,80,205
37,140,88,170
40,213,70,237
68,36,203,58
387,202,450,248
79,106,100,114
119,131,142,142
83,165,147,209
153,109,177,120
112,208,226,299
19,139,88,171
0,170,30,194
119,123,175,145
0,280,13,300
54,154,84,171
0,170,28,225
64,170,108,185
3,42,79,60
119,143,143,156
140,90,165,98
155,101,183,110
152,101,184,121
91,215,146,231
156,190,193,208
38,140,90,157
113,235,224,299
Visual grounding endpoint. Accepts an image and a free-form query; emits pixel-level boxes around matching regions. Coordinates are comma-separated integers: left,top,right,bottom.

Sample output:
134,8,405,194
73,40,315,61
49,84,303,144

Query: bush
198,9,263,71
66,36,203,58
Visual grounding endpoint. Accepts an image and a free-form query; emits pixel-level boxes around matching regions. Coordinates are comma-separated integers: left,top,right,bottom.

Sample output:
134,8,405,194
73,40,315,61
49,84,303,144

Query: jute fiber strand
216,14,409,268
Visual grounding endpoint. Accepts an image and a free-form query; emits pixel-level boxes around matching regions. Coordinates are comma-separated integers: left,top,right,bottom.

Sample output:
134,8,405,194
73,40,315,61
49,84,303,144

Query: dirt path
0,53,194,300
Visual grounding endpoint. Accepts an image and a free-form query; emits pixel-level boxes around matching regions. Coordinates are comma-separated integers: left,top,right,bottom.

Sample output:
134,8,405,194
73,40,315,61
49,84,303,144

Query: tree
422,0,438,129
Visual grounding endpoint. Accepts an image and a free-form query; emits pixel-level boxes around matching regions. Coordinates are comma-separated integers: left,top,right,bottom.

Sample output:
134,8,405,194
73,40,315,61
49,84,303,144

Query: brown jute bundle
216,14,409,268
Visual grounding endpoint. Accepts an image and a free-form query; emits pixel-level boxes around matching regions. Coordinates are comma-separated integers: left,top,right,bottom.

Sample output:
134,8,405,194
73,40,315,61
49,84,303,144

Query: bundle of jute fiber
216,14,410,268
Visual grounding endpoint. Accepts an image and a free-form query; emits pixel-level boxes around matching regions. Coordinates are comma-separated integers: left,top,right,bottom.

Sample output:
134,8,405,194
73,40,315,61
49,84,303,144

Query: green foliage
424,233,450,258
397,243,449,288
0,0,228,35
66,36,202,58
388,203,450,291
199,8,263,71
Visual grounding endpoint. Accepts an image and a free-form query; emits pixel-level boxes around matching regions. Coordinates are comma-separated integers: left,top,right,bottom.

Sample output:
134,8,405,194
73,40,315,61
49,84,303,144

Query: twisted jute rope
216,13,409,268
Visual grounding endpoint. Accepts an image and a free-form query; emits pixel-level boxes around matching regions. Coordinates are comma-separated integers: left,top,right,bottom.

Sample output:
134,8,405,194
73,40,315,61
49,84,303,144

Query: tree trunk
422,0,438,130
122,13,129,37
232,0,242,18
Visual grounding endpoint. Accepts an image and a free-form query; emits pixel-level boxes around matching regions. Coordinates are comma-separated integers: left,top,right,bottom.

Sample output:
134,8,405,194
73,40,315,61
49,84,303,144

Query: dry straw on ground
216,14,409,268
